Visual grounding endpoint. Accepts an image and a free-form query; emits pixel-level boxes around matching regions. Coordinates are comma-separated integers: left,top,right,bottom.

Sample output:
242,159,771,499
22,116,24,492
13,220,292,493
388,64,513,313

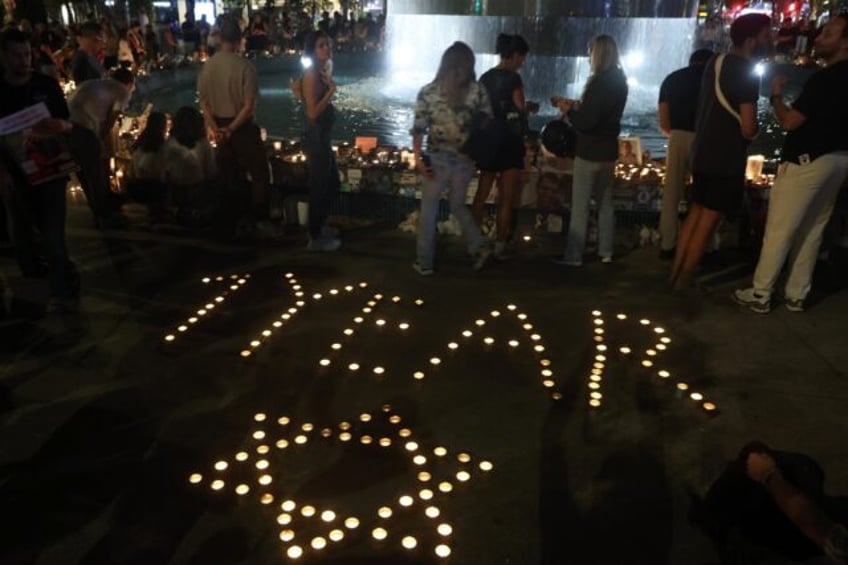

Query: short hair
78,21,101,38
730,13,771,47
112,67,135,85
689,48,714,65
0,27,31,50
495,33,530,59
218,15,242,43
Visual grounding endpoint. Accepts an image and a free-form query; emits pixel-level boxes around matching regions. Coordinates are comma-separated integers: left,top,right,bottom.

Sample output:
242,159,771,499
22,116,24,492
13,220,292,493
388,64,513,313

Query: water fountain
139,2,702,154
384,0,700,153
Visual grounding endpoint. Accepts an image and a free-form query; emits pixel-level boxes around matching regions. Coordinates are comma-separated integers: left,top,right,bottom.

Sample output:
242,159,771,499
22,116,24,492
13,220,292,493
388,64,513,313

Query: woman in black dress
471,33,538,259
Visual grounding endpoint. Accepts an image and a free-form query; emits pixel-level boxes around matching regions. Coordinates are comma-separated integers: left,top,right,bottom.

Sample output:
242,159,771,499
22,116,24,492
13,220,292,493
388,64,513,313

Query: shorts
692,173,745,214
478,132,525,173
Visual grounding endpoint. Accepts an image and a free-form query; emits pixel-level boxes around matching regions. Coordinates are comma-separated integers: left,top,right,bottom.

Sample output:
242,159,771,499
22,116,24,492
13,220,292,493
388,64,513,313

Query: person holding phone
471,33,538,259
552,35,628,267
410,41,493,276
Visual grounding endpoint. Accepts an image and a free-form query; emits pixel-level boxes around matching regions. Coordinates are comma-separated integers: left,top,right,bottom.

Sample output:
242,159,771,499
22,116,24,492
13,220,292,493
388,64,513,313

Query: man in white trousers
733,14,848,313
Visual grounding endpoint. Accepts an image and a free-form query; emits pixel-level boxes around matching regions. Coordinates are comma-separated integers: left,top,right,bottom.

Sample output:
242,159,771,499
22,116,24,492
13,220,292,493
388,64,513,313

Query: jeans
564,157,616,263
752,152,848,301
2,178,79,299
417,151,486,269
660,130,694,251
302,120,340,239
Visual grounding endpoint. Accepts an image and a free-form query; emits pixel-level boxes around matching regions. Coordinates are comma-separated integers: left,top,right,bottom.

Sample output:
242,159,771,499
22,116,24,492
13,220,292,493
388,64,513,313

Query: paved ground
1,198,847,565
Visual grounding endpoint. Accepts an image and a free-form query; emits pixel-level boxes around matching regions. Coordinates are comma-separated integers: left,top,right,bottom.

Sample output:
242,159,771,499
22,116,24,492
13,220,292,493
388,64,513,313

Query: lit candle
301,505,316,517
413,371,425,380
372,527,388,540
345,517,360,529
286,545,303,559
438,481,453,493
435,544,452,557
402,536,418,549
437,523,453,536
189,473,202,484
378,506,393,518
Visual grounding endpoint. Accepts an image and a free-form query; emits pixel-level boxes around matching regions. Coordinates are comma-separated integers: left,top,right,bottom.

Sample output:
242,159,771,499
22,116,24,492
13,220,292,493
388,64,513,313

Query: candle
437,524,453,536
435,544,452,557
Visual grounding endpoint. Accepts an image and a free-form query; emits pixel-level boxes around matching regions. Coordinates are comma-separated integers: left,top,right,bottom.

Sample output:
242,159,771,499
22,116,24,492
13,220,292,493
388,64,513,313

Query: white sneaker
732,288,771,313
321,225,340,238
307,237,341,252
412,262,434,276
472,246,492,271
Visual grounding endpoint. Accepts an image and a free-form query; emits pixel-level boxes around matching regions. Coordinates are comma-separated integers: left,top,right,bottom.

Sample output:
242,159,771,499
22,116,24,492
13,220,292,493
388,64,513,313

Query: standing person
117,27,135,69
471,33,539,259
669,14,772,290
657,48,713,260
300,30,342,251
0,28,80,312
733,15,848,313
101,19,119,70
70,21,104,84
68,68,135,229
197,15,274,238
553,35,628,267
410,41,493,275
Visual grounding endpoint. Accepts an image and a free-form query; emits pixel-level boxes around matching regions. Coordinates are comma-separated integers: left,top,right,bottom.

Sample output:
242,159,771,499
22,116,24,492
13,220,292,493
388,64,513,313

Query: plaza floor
1,199,847,565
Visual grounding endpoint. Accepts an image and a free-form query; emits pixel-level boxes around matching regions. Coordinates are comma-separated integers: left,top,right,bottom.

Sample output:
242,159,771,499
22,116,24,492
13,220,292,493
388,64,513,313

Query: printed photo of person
618,137,642,166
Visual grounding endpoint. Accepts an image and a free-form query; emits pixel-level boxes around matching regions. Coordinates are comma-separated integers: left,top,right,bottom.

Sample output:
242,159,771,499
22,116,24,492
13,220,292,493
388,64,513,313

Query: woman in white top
164,106,217,214
128,112,169,221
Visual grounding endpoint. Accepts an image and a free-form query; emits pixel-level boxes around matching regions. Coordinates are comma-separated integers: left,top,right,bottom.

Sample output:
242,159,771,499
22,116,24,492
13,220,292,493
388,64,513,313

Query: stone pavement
1,199,846,565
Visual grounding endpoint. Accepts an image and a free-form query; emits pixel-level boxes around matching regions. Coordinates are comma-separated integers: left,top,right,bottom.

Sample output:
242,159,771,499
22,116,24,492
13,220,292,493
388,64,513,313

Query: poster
0,102,78,186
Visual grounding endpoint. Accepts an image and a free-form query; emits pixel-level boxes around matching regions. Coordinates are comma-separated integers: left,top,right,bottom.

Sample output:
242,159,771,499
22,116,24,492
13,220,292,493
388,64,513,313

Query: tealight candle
286,545,303,559
479,460,493,471
354,316,364,323
413,371,425,380
456,471,471,482
360,413,372,422
177,325,187,332
483,337,494,345
508,340,519,348
399,428,412,437
236,451,249,461
703,402,717,412
405,441,419,451
329,529,344,542
414,299,424,306
589,399,601,408
448,342,459,350
378,506,393,518
462,330,473,337
302,505,316,517
475,319,486,326
277,513,292,525
211,479,225,490
294,435,307,444
616,313,627,320
690,392,704,401
657,370,670,378
654,327,665,334
640,319,650,325
419,489,434,500
258,474,272,485
490,310,500,317
373,366,385,375
345,517,360,529
260,494,273,504
399,322,410,330
660,337,671,344
399,495,414,506
321,510,336,522
311,537,327,550
348,363,360,371
435,544,452,557
379,437,391,447
402,536,418,549
430,357,441,366
413,455,427,465
438,481,453,493
641,360,654,367
434,447,447,457
252,431,265,440
280,529,294,542
189,473,202,483
418,471,432,481
282,499,296,511
425,506,441,518
331,343,342,350
437,524,453,536
320,359,331,367
372,527,387,540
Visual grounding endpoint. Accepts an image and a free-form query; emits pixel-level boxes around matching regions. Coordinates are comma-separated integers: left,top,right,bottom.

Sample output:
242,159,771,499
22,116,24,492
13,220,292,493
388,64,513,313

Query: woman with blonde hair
553,34,628,266
410,41,493,275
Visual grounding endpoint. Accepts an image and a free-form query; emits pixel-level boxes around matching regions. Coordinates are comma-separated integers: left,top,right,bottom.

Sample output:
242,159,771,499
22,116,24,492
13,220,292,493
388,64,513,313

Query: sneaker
472,246,492,271
785,298,805,312
46,296,80,314
600,256,613,264
551,257,582,267
306,236,341,252
732,288,771,313
321,225,340,238
493,241,513,260
412,262,434,276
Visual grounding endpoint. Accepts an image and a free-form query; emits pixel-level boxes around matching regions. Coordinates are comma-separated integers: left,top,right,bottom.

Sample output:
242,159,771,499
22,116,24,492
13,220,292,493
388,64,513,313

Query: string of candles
188,403,492,561
163,274,251,343
588,310,718,415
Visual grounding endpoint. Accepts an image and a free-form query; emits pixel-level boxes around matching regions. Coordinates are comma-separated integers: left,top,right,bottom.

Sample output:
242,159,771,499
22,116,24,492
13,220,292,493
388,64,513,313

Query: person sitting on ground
746,447,848,564
127,111,169,223
163,106,218,222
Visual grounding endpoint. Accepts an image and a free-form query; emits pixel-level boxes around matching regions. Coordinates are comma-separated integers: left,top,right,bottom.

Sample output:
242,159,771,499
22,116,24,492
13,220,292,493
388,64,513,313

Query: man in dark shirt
657,48,712,260
670,14,772,291
0,28,80,312
733,14,848,313
70,21,104,84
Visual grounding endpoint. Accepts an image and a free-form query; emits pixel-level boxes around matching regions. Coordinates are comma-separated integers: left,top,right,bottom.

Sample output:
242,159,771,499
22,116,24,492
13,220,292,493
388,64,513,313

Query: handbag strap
714,54,741,124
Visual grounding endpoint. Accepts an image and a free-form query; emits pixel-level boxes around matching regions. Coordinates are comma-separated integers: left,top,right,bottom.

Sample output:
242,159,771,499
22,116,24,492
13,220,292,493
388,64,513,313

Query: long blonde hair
583,35,622,96
434,41,476,109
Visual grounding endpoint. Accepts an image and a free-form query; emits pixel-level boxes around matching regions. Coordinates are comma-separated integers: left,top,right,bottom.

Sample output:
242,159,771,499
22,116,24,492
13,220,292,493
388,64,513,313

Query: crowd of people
1,10,847,321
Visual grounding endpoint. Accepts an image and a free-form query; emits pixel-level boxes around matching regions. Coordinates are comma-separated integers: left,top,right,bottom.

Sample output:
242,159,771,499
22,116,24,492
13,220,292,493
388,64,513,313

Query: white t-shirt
68,78,131,136
163,137,217,186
